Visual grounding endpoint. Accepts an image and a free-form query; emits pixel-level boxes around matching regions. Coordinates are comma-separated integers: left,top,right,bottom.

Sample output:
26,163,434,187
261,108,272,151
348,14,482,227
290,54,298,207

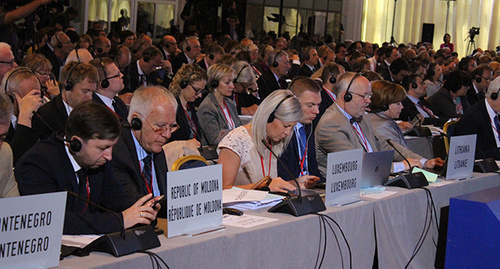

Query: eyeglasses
0,60,15,67
351,92,372,100
106,72,122,80
190,84,207,95
481,76,491,82
144,117,179,134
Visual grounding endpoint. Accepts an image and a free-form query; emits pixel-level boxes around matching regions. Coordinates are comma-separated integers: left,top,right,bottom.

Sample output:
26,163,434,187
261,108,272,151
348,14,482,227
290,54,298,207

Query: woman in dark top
428,71,471,121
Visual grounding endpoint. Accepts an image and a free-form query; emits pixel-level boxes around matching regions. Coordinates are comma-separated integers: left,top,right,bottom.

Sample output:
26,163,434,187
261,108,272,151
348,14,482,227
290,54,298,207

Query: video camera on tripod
468,27,480,41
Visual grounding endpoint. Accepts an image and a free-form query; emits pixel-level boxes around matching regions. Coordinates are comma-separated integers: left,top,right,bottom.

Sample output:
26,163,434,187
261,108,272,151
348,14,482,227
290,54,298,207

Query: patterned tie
418,100,435,117
140,74,147,86
142,154,153,193
350,116,363,124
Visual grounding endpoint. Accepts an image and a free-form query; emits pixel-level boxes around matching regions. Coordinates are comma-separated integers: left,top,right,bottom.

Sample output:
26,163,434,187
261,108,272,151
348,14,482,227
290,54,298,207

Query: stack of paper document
223,187,283,211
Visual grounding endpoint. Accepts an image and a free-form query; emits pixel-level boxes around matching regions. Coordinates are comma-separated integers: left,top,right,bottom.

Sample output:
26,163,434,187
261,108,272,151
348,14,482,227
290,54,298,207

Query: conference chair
443,120,458,154
171,155,208,171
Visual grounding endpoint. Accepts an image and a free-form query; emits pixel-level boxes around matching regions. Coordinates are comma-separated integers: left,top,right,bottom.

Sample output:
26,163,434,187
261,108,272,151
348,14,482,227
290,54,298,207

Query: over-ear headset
343,73,362,103
4,67,39,94
209,54,214,60
55,33,63,49
96,47,103,53
272,50,284,68
64,62,82,91
210,80,219,89
329,72,337,84
491,89,500,100
411,78,418,89
130,117,143,130
186,44,191,52
233,65,248,84
180,71,195,89
98,58,110,89
475,76,482,83
67,137,82,152
267,94,294,123
304,48,311,61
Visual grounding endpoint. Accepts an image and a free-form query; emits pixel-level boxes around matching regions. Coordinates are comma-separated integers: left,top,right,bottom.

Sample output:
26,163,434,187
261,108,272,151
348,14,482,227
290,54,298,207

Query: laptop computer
361,150,394,188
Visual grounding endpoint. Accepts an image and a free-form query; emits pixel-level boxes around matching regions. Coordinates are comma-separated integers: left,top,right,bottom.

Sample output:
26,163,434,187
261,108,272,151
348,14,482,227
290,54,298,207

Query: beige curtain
361,0,500,58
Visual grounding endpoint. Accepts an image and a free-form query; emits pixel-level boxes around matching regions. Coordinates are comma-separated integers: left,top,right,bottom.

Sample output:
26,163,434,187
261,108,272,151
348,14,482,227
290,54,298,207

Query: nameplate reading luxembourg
167,164,223,237
0,192,66,269
325,148,363,206
446,134,476,179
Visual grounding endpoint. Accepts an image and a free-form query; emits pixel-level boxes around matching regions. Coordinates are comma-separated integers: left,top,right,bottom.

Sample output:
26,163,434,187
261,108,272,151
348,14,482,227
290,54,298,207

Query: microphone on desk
384,139,429,189
65,190,160,257
261,139,325,216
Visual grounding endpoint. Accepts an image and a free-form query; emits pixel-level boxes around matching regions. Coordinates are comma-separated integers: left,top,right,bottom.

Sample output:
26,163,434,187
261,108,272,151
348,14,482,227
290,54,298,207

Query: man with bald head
159,35,178,62
315,72,422,175
41,31,74,79
93,36,112,58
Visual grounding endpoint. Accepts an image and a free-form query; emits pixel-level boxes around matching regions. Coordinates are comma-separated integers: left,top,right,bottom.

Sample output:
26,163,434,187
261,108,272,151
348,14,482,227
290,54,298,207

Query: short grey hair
334,72,361,96
487,76,500,97
251,90,302,156
233,61,256,85
267,49,287,67
128,86,178,122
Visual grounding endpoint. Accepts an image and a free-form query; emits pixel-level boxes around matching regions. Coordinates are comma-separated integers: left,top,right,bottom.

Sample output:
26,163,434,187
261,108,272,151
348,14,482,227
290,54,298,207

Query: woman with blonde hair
218,90,318,192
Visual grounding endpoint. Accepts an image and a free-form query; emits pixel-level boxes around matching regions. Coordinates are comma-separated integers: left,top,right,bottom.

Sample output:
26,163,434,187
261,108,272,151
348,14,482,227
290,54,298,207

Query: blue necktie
494,115,500,140
298,126,308,173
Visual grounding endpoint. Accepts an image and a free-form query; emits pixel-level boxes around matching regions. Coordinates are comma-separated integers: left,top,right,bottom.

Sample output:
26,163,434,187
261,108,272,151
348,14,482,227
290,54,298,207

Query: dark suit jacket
170,97,203,143
111,128,168,205
428,88,470,120
376,61,391,81
278,124,325,183
399,96,442,126
171,53,189,75
456,100,500,160
466,87,484,107
15,134,134,235
313,88,335,130
40,44,62,79
32,94,68,139
6,123,39,165
197,58,209,71
92,93,129,122
121,61,159,94
257,69,287,100
298,64,314,77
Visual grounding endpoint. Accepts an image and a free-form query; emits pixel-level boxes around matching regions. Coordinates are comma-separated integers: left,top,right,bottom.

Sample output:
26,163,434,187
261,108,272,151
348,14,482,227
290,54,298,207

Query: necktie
278,78,286,89
494,115,500,139
140,74,146,86
418,100,435,117
142,154,153,193
350,116,363,124
298,126,308,173
112,99,118,112
76,169,89,212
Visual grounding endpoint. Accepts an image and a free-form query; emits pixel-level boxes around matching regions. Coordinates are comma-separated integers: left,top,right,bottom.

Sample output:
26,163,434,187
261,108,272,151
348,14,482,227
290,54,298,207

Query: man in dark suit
32,62,99,139
467,64,492,106
16,102,160,235
158,35,179,62
376,46,399,81
40,31,73,80
257,49,291,100
122,46,163,94
171,36,202,75
456,77,500,160
312,63,345,129
399,74,441,125
112,86,177,215
90,57,128,121
197,44,224,71
279,77,324,183
298,46,319,77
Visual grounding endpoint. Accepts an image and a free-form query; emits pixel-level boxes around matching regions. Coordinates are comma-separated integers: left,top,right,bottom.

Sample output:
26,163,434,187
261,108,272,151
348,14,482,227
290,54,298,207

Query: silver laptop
361,150,394,188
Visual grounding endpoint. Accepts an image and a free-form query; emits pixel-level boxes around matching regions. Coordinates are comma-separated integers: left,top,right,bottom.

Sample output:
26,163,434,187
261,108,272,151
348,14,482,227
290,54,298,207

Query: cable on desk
314,214,326,269
315,213,352,269
139,250,170,269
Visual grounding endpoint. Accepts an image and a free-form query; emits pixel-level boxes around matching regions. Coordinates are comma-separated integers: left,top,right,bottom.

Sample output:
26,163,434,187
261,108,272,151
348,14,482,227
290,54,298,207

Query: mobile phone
151,195,165,208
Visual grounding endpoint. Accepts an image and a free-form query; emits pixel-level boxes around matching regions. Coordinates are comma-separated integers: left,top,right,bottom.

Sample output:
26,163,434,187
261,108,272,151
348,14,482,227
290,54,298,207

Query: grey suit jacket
315,103,418,175
0,144,19,198
198,92,242,145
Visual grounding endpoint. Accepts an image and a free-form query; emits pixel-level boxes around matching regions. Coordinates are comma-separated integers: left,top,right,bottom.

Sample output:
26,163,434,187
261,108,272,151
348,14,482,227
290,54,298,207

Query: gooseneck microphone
384,139,428,189
261,139,326,216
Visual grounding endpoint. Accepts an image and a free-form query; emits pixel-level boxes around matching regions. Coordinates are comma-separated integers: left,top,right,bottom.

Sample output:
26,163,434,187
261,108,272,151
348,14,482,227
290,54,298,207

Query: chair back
171,155,208,171
443,120,458,154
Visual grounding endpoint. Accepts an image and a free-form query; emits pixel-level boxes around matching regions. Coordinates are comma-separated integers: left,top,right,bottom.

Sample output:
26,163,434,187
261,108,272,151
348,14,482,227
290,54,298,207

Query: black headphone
210,80,219,89
186,43,191,52
491,89,500,100
164,43,169,49
233,64,248,84
411,78,418,89
428,67,435,77
267,94,294,123
99,58,110,88
4,67,39,94
329,72,337,84
67,137,82,152
55,33,63,49
304,48,311,61
272,50,284,68
475,76,482,83
180,71,195,89
130,117,143,130
343,73,362,103
209,54,214,60
96,47,103,53
75,48,80,62
64,62,82,91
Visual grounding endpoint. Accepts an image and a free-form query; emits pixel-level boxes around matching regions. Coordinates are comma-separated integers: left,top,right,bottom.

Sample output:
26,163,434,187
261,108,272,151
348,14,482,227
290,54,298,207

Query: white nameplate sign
325,148,363,206
445,134,476,179
0,192,66,269
167,164,223,237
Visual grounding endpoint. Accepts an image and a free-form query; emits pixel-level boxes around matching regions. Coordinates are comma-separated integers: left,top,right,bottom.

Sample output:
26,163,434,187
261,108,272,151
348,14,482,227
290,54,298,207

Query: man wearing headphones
467,64,492,106
93,36,112,58
298,46,319,77
121,46,163,94
197,44,224,71
40,31,73,80
90,57,128,121
32,62,98,140
278,77,324,183
376,46,399,81
315,72,422,176
158,35,179,62
399,74,440,126
171,36,202,75
3,68,43,163
16,102,160,234
257,49,291,100
112,86,177,216
457,77,500,160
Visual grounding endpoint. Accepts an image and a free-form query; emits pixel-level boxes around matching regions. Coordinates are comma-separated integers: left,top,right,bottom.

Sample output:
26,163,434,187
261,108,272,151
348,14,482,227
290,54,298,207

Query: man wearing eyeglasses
0,42,18,82
315,72,422,176
121,46,163,94
112,86,178,215
467,64,493,106
89,57,128,121
40,31,74,80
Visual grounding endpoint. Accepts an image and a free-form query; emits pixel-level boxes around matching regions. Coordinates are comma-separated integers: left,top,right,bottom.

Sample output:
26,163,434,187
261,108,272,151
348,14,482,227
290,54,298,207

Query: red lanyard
80,175,90,213
490,116,500,137
139,161,153,194
299,141,308,176
352,123,370,152
260,145,273,177
323,87,336,102
107,106,123,121
181,104,198,138
252,65,262,77
219,100,235,129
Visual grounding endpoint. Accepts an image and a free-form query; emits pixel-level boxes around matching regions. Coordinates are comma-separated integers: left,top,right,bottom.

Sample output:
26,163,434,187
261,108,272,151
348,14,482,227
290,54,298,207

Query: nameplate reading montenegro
325,148,363,206
0,192,66,269
166,164,223,237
